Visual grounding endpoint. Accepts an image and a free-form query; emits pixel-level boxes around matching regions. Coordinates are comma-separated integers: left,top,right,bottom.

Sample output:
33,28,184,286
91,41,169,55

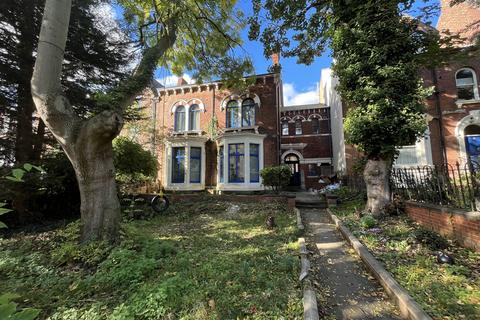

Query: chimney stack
271,53,280,66
177,77,188,86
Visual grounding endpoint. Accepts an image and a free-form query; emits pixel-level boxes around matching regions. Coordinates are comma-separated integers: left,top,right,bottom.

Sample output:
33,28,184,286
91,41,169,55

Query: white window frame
455,67,480,102
394,130,433,168
164,136,208,191
217,132,265,191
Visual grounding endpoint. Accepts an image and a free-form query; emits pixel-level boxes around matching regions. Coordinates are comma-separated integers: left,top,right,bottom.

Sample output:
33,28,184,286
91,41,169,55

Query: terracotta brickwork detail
405,202,480,252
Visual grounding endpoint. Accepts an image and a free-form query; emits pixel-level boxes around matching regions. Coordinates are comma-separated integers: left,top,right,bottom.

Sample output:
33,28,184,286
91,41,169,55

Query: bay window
229,143,245,183
172,147,185,183
250,144,259,182
190,147,201,183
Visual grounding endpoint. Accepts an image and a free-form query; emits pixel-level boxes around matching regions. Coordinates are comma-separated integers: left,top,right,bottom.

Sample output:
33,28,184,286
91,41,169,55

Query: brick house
280,103,334,190
128,57,338,191
331,0,480,172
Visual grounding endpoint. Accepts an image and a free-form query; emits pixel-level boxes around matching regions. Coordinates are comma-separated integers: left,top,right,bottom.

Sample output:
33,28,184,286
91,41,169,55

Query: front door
466,135,480,165
284,154,301,186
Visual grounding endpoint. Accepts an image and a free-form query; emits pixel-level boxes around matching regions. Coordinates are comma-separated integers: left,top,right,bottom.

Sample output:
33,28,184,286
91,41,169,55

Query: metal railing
390,161,480,211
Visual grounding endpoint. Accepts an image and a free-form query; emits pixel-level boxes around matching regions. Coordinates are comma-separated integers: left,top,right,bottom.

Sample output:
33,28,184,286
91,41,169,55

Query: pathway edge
327,208,432,320
297,207,319,320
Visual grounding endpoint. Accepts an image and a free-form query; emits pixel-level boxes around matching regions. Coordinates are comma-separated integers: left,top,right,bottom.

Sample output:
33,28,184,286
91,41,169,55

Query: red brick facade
280,105,334,189
405,201,480,252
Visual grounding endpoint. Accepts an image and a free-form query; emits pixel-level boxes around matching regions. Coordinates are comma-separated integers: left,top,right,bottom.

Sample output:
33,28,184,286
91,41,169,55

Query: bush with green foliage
260,165,291,192
0,294,40,320
113,137,157,192
360,215,377,229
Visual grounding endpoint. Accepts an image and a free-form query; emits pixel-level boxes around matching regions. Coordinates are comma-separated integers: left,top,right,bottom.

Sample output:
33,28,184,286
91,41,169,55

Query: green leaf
0,293,19,305
12,308,41,320
0,207,12,215
0,221,7,228
23,163,33,172
31,165,45,173
11,168,25,181
5,176,23,183
0,301,17,319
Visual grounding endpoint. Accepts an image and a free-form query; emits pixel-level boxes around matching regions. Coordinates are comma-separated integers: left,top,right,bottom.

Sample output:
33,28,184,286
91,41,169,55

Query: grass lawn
330,191,480,320
0,197,302,319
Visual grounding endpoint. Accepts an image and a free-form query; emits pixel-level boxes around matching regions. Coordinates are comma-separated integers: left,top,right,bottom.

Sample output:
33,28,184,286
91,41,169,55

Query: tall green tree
0,0,132,165
250,0,438,216
32,0,252,242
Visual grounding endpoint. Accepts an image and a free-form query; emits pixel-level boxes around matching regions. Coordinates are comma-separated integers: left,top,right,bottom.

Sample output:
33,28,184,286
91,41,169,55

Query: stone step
296,202,328,209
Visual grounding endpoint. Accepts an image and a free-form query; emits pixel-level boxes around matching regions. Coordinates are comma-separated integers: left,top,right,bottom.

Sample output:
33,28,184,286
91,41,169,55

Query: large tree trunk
364,158,391,217
32,0,177,242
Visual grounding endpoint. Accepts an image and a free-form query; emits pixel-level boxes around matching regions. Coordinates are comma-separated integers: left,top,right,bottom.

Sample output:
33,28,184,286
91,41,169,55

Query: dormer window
189,104,200,131
456,68,479,100
174,105,186,132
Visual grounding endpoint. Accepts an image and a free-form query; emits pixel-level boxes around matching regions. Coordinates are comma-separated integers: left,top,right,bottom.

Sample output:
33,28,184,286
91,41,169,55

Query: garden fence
390,161,480,211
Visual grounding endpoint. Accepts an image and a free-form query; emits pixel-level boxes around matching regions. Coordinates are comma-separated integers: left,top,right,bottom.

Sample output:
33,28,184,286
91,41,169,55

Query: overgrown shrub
0,152,80,225
113,137,157,193
360,215,377,229
260,165,291,192
413,228,449,250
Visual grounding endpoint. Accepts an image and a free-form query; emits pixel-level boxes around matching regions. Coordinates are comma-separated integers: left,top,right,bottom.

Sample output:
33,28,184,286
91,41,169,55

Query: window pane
190,147,201,183
242,99,255,127
458,86,475,100
282,122,289,135
174,106,185,132
172,147,185,183
226,101,240,128
295,120,302,135
312,118,320,134
250,144,259,182
189,105,200,131
229,143,244,183
307,164,317,176
395,146,418,166
456,69,475,86
219,146,224,183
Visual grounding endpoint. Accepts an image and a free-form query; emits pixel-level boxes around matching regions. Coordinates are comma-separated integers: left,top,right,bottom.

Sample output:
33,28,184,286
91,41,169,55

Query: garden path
298,193,400,319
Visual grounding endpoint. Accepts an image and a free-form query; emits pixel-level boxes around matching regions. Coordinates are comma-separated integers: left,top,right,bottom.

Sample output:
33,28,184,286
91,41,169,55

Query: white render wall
320,68,346,173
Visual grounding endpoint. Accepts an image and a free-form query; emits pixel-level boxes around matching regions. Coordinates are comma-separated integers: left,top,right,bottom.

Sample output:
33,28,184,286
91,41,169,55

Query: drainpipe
432,68,447,165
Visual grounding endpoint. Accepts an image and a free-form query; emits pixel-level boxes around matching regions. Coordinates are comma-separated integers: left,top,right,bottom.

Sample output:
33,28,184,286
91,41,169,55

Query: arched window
456,68,479,100
242,98,256,127
174,106,186,132
189,104,200,131
226,100,240,128
311,118,320,134
282,121,289,135
295,119,303,135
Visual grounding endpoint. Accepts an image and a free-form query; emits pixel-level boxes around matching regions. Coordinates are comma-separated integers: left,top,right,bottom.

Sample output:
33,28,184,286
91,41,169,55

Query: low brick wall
405,201,480,252
168,194,296,210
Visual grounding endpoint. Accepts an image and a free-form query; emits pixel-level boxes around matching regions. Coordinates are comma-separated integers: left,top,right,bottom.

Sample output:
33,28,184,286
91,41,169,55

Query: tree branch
96,18,178,114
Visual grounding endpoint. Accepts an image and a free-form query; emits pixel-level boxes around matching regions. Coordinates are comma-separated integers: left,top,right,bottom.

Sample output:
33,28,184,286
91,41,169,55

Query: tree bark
363,158,391,217
31,0,177,242
14,0,36,163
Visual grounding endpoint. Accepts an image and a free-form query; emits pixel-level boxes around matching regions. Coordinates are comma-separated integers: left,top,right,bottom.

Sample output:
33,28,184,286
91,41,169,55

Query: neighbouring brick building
332,0,480,172
128,58,337,192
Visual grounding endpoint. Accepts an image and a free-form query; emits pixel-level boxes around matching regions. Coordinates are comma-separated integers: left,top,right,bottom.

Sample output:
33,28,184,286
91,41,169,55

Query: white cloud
283,82,319,106
156,74,196,87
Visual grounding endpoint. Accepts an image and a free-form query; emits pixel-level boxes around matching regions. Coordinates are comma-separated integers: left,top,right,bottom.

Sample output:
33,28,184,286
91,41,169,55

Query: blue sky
153,0,440,106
